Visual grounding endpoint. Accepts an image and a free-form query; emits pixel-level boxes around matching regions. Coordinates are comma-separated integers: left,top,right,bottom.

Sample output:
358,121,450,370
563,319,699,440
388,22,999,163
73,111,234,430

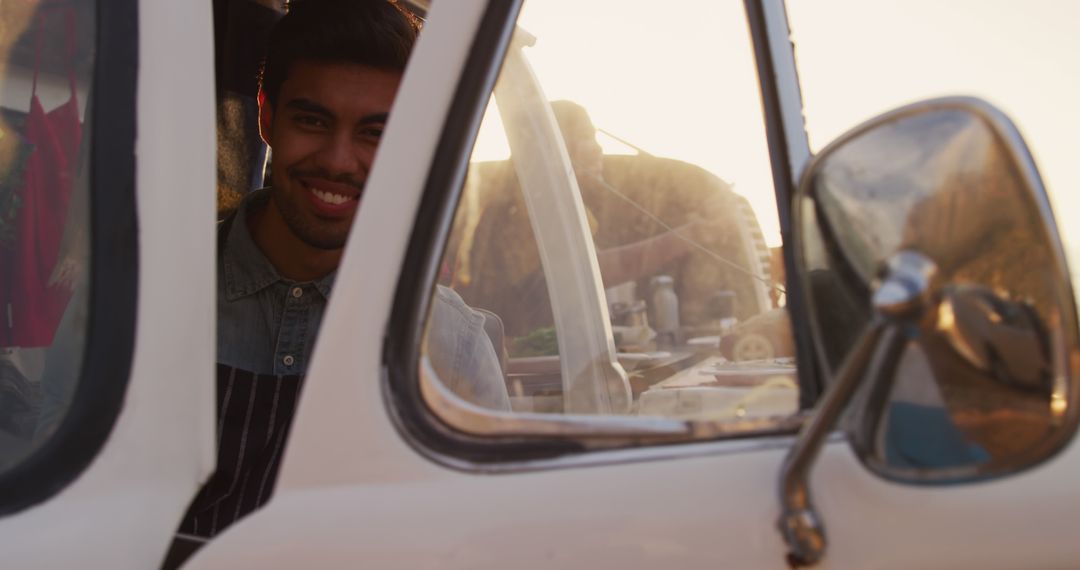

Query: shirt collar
314,271,335,298
222,188,336,301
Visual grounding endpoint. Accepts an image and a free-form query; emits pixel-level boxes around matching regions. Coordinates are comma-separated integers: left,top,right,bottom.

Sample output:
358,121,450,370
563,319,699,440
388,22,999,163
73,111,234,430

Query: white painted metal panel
161,438,1080,569
0,0,217,567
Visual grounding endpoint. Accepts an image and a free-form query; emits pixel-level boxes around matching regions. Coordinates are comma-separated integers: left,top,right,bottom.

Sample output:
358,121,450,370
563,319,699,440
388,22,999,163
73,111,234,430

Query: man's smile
310,187,354,205
297,176,362,214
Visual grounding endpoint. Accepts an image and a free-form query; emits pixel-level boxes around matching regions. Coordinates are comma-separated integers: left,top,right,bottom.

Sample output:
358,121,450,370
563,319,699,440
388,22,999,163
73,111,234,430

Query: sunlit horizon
472,0,781,245
472,1,1078,257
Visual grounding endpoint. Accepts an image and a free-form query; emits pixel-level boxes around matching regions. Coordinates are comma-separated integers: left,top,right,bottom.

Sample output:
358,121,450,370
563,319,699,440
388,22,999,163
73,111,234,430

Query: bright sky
473,0,780,242
472,0,1079,257
787,0,1080,262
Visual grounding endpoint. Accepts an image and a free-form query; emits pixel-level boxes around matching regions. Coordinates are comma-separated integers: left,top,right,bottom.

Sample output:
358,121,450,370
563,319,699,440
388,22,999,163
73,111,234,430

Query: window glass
0,1,94,472
421,0,797,432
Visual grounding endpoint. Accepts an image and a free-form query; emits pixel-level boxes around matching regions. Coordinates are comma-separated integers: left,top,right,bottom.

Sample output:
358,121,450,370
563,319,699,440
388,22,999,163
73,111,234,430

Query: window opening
420,0,799,440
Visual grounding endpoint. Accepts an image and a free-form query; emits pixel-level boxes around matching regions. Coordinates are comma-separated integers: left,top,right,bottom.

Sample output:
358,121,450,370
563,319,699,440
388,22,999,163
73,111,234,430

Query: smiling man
251,61,401,279
181,3,421,549
218,0,414,376
176,2,508,556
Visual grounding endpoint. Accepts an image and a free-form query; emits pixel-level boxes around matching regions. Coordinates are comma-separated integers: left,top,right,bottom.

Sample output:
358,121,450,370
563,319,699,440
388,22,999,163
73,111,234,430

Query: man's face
260,60,403,250
564,125,604,183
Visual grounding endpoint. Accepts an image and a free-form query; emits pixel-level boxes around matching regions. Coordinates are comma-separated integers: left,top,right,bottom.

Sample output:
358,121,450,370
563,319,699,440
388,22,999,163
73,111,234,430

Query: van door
189,1,1080,569
191,0,806,567
0,1,217,567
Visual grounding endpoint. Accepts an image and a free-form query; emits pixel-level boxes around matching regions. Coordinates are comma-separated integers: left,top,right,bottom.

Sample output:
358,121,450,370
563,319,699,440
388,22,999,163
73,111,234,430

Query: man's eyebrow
285,98,334,118
357,112,389,126
283,99,388,126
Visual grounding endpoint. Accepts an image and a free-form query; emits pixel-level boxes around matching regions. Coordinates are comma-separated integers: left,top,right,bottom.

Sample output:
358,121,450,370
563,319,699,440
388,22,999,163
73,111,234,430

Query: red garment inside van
0,10,81,347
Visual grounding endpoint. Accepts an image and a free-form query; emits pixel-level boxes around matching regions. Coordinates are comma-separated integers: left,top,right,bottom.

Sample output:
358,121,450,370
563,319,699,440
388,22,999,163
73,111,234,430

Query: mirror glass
798,100,1079,481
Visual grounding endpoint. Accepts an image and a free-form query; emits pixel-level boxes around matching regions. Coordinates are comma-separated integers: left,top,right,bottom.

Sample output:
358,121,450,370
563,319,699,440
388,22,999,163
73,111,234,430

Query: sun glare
471,1,1078,256
471,0,783,246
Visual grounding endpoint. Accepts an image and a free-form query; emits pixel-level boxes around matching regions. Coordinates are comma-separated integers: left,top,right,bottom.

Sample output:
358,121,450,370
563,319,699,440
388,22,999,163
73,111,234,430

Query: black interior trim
742,0,823,409
0,0,139,515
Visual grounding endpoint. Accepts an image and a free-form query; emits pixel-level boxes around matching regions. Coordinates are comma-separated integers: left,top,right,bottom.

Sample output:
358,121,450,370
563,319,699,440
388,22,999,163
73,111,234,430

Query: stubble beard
271,182,352,251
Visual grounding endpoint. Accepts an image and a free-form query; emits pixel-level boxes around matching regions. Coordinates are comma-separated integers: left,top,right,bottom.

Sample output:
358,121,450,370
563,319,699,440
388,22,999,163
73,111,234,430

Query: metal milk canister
650,275,679,346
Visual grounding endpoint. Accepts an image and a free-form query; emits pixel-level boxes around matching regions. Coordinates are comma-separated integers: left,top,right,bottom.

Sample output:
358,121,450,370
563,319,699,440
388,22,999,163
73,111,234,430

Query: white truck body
0,1,1076,568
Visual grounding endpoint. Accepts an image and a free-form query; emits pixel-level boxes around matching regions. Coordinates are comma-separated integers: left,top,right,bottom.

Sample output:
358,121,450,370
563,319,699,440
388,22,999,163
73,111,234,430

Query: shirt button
283,355,295,366
291,287,303,298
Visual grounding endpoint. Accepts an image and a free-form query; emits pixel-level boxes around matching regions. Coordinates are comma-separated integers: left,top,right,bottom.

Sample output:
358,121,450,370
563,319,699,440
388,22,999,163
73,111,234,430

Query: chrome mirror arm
779,251,938,567
778,317,889,567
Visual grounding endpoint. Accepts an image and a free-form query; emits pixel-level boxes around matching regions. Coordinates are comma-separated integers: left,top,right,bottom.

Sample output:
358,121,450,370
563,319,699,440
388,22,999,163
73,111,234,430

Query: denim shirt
217,189,334,376
217,189,509,410
425,285,511,412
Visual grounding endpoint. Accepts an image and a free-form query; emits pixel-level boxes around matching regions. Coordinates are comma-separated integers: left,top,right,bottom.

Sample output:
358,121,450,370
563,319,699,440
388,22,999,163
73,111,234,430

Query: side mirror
778,97,1080,566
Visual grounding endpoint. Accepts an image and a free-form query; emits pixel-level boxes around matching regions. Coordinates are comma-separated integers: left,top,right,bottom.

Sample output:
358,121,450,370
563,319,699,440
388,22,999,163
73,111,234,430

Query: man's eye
295,115,327,128
359,126,384,139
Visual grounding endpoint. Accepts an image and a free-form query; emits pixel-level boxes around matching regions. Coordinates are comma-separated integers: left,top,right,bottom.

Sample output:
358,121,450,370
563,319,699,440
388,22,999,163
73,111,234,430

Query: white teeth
310,188,352,206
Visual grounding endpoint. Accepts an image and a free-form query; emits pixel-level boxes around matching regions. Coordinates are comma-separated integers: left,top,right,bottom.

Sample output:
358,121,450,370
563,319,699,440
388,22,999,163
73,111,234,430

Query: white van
1,1,1077,568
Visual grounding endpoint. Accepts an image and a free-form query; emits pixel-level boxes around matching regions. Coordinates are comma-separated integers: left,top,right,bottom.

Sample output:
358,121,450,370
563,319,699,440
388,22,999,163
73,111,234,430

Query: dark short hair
259,0,421,108
550,100,597,140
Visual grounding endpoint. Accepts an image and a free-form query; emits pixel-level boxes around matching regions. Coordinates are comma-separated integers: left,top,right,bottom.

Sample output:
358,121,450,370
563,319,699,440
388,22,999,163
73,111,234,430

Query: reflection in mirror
799,99,1078,482
858,283,1058,473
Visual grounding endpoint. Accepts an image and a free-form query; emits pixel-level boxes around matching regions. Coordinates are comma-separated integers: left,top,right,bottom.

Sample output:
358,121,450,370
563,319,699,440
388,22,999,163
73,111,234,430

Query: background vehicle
0,1,1077,568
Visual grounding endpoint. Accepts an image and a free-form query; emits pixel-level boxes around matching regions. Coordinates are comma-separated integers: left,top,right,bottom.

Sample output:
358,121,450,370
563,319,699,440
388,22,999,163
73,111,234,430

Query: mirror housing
778,97,1080,566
